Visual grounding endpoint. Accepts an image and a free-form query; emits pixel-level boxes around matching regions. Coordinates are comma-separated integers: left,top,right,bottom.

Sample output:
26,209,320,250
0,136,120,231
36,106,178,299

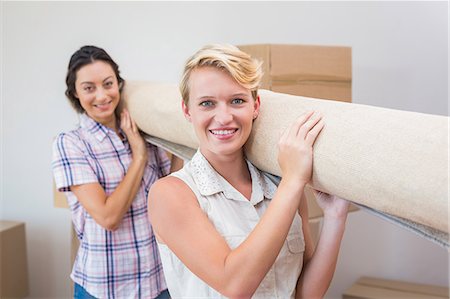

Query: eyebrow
195,92,250,100
193,95,215,102
79,76,114,85
231,93,250,98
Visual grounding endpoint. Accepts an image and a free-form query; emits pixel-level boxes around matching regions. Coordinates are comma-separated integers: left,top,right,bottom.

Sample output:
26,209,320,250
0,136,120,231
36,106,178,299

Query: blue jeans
74,283,97,299
156,289,170,299
74,283,170,299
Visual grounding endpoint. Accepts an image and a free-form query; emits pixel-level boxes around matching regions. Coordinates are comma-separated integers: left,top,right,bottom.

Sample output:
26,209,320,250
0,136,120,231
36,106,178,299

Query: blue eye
231,98,244,104
200,100,213,107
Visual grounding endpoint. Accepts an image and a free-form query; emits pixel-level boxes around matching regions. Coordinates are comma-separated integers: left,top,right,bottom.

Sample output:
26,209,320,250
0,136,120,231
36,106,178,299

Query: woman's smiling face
74,60,121,127
183,66,260,159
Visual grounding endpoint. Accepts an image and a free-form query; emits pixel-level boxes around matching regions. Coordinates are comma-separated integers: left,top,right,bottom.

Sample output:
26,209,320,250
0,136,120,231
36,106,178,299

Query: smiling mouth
94,100,112,108
210,129,238,136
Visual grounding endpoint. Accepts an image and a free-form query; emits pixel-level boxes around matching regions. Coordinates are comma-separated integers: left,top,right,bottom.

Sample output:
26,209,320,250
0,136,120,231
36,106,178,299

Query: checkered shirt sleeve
52,133,98,192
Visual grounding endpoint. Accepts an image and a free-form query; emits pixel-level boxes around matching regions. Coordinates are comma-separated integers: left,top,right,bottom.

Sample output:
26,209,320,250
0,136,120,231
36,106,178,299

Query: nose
214,104,233,125
95,87,108,101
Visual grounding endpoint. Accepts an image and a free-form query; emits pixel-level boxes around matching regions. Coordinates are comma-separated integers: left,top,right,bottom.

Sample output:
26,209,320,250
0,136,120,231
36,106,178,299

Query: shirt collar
79,113,123,143
189,150,277,204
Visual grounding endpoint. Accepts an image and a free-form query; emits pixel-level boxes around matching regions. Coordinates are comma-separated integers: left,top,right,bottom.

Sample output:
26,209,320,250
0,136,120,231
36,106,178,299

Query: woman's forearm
102,157,147,229
296,215,347,299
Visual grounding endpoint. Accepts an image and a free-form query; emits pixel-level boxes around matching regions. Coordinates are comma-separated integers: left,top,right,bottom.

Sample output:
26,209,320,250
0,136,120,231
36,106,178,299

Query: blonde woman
148,44,349,298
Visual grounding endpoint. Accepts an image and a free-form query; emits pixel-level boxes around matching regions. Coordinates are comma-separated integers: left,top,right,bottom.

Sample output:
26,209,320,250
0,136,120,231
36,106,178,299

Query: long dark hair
65,45,125,113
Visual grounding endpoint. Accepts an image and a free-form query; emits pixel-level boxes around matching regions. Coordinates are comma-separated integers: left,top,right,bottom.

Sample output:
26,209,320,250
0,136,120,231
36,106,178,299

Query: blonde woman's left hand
312,190,349,220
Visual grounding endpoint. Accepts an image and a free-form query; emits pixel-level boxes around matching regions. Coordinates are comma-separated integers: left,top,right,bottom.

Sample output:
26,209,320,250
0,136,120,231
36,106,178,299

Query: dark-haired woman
52,45,178,299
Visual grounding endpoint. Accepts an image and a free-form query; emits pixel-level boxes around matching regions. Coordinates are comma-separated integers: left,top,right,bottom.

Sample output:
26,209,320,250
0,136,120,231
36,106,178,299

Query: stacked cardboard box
343,276,449,299
238,44,352,102
0,220,29,298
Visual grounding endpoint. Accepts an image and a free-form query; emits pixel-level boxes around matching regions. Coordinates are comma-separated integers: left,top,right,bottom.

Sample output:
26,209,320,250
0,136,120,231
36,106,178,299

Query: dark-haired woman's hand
120,109,148,164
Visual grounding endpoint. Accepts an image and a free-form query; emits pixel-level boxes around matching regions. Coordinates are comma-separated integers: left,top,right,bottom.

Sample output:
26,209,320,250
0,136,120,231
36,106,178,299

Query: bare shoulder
148,175,199,219
149,175,195,202
148,175,203,244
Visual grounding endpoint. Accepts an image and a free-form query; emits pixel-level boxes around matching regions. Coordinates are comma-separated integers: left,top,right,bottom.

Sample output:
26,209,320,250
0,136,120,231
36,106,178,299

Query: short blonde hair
180,44,263,104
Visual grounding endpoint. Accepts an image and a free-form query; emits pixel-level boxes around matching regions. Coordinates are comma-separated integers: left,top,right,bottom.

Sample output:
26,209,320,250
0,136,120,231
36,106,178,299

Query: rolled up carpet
122,81,449,234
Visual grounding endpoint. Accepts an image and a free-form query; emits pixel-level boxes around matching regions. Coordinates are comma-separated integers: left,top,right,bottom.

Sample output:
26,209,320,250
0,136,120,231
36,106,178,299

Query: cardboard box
53,181,76,294
238,44,352,102
0,221,29,298
53,181,69,209
308,218,322,245
343,276,449,299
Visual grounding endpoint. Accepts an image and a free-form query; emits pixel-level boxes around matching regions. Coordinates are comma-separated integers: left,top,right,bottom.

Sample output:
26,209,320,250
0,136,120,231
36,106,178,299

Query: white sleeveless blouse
157,150,305,298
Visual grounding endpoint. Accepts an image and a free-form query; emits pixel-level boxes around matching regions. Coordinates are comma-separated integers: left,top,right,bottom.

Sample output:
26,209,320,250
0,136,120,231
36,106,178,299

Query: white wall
2,2,448,298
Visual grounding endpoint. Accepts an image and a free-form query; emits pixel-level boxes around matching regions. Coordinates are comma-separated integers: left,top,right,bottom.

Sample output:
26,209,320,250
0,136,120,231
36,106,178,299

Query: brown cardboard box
308,218,322,245
54,181,68,209
238,44,352,102
343,276,449,299
304,186,326,220
0,221,29,298
238,44,357,219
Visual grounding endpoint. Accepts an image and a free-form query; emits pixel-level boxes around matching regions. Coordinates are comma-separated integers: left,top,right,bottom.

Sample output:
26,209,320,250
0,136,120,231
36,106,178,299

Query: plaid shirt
52,113,170,299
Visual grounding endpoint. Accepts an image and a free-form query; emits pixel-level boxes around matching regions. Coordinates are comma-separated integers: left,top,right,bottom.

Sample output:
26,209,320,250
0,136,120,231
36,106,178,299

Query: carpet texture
122,81,449,234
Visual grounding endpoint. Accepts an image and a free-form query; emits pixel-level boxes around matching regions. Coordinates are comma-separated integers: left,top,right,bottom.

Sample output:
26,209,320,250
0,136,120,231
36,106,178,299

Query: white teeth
211,129,236,135
95,101,111,107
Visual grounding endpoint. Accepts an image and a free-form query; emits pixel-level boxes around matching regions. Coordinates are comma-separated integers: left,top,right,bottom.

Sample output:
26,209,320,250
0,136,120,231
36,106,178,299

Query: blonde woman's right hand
278,111,324,186
120,108,148,163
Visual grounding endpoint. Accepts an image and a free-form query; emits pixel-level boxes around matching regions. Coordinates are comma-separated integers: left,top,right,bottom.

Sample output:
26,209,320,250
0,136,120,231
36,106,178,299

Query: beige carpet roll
122,81,449,233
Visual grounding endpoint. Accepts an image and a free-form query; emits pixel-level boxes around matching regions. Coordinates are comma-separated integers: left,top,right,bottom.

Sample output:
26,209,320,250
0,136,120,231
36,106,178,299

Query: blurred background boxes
0,220,29,298
53,181,68,209
343,276,449,299
238,44,352,102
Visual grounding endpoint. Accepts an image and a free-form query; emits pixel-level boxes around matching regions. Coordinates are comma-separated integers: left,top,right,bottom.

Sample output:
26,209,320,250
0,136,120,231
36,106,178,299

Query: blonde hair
180,44,263,104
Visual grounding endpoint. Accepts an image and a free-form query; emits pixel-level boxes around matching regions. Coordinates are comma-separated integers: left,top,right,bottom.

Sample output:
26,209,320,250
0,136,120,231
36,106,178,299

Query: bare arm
71,109,148,231
296,191,349,299
149,112,325,298
298,191,315,265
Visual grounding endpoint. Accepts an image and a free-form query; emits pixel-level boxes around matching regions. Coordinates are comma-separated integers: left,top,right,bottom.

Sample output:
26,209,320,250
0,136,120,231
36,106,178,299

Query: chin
209,143,245,157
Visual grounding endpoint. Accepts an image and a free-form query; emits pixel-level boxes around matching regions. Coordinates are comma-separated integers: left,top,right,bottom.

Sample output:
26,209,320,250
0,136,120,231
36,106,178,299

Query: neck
89,113,118,133
201,148,251,185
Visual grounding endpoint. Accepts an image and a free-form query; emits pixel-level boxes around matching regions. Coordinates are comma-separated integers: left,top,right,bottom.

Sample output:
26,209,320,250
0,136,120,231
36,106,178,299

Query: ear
253,95,261,120
182,100,192,122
